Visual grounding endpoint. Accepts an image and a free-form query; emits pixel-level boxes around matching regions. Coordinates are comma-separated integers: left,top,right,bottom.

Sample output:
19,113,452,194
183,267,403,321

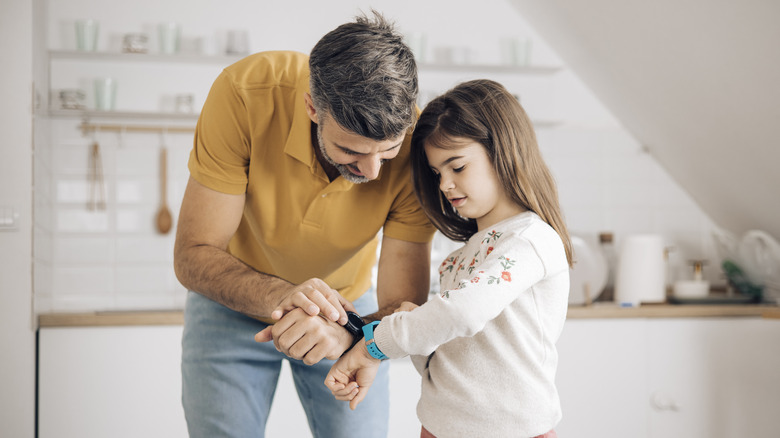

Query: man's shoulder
224,51,310,88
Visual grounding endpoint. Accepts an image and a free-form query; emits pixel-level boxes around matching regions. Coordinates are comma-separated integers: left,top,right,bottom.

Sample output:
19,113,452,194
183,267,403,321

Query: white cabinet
37,325,422,438
645,319,780,438
37,326,188,438
41,318,779,438
555,318,780,438
555,319,649,437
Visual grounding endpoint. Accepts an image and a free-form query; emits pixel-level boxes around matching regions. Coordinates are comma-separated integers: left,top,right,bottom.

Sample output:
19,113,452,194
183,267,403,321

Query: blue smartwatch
362,321,388,360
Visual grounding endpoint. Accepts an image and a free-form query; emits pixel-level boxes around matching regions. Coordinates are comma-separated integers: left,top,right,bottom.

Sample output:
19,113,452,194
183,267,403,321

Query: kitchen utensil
614,234,666,306
568,234,608,305
155,146,173,234
87,140,106,210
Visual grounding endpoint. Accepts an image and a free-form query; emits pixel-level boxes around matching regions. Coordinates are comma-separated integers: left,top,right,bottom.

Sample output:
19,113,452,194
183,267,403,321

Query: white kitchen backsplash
34,118,191,313
33,0,722,313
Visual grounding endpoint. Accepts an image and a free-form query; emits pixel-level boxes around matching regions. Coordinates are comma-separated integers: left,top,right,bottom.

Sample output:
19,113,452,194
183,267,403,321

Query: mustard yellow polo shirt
189,51,435,305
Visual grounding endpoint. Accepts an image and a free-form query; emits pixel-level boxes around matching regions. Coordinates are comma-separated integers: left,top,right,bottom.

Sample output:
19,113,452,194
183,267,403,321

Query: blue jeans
182,290,389,438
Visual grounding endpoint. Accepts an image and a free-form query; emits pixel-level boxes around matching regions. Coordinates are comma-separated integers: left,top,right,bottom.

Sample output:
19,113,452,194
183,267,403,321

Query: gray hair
309,11,418,140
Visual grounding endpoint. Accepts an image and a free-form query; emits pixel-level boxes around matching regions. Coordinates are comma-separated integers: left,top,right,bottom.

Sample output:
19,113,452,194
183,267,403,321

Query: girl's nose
439,175,454,192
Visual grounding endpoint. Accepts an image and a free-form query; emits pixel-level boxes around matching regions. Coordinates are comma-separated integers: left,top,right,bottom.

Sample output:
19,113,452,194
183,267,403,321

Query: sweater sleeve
374,233,548,359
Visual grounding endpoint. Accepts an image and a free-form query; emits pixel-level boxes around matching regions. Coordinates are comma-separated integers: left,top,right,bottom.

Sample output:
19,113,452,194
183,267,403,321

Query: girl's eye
453,166,465,173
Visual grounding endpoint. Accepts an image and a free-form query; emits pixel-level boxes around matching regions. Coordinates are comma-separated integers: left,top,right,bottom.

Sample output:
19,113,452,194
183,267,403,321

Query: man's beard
317,123,370,184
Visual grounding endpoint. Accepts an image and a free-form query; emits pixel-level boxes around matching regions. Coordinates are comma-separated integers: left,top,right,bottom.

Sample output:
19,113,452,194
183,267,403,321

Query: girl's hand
324,344,381,410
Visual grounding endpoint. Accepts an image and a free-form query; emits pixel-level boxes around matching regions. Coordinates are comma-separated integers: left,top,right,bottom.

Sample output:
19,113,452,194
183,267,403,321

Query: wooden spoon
155,146,173,234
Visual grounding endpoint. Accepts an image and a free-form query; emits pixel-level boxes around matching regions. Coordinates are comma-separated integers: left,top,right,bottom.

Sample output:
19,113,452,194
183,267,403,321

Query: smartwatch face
344,311,365,336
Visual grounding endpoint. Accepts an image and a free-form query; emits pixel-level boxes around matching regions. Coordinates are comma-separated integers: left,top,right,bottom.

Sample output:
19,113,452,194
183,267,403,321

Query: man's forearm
174,244,291,320
363,299,411,322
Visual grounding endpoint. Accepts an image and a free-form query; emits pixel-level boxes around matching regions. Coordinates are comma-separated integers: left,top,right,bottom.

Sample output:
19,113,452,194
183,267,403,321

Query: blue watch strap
362,321,388,360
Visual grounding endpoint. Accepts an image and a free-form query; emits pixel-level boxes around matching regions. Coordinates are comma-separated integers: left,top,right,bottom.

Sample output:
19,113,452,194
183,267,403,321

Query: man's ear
304,93,318,124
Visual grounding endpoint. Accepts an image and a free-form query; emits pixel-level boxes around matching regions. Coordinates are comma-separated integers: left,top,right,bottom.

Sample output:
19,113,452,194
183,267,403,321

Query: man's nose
358,156,383,180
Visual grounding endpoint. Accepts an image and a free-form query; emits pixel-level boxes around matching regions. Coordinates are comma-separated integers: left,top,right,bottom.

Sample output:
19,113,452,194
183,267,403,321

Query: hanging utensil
155,143,173,234
87,140,106,210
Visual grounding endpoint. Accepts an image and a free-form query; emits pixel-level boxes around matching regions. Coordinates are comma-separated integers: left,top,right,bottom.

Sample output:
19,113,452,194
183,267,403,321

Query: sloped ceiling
509,0,780,239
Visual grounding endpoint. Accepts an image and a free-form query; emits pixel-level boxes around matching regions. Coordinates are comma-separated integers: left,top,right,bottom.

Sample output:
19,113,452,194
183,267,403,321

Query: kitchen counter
762,307,780,319
38,304,780,327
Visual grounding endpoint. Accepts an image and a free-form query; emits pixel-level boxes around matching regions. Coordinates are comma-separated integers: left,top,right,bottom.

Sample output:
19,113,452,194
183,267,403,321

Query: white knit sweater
374,212,569,437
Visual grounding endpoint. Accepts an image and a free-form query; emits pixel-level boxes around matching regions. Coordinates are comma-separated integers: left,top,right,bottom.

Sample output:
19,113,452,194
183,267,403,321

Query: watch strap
362,321,388,360
344,311,366,349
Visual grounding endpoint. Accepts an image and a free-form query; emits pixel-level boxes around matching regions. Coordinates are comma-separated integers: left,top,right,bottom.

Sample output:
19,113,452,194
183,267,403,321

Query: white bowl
673,280,709,298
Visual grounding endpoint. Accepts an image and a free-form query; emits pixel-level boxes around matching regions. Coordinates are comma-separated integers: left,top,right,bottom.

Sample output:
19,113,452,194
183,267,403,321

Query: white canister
614,234,666,306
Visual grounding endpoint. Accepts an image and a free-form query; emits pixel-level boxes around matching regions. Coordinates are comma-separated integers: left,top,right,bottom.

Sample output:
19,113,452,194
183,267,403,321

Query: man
174,11,435,438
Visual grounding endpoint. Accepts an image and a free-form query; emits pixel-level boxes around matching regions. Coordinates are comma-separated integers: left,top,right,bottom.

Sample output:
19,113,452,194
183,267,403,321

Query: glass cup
94,78,117,111
225,30,249,55
75,19,99,51
174,94,194,113
500,37,533,66
405,32,427,63
158,22,181,54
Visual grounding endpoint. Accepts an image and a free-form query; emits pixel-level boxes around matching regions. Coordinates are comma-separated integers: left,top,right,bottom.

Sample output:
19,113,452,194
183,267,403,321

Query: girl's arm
375,227,568,358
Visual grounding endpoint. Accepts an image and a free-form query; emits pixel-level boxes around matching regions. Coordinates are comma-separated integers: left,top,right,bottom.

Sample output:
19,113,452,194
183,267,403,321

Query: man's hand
270,278,355,325
254,307,353,365
324,343,381,410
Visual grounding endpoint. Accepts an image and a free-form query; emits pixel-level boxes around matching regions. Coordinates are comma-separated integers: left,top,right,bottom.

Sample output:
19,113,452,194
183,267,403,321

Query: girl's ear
303,93,319,124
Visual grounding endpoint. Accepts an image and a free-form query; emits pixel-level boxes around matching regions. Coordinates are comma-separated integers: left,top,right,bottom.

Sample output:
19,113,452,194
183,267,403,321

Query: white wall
0,1,35,437
508,0,780,239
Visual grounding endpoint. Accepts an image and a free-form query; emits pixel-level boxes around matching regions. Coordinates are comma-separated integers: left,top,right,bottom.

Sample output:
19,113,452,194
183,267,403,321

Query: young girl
324,79,573,438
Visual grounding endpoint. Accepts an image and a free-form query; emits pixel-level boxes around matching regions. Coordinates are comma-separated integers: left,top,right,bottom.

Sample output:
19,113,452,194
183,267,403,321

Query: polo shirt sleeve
188,69,252,195
383,178,437,244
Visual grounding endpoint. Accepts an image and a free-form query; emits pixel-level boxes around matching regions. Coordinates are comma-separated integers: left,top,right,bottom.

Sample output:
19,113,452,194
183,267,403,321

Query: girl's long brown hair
411,79,573,266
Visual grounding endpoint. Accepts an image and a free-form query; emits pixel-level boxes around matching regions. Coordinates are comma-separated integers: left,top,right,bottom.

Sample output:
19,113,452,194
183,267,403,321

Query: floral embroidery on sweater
439,229,516,298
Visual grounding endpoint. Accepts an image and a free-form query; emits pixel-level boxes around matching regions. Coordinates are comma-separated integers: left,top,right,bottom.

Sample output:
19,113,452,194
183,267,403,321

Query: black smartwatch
343,311,367,347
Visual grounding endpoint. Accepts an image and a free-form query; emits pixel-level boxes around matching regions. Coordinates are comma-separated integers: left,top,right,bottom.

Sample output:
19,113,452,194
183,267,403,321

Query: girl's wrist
360,341,381,363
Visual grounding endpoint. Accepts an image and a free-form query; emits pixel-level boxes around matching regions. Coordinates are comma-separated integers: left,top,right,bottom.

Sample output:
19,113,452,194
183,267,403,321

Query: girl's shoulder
471,212,566,267
471,211,551,244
